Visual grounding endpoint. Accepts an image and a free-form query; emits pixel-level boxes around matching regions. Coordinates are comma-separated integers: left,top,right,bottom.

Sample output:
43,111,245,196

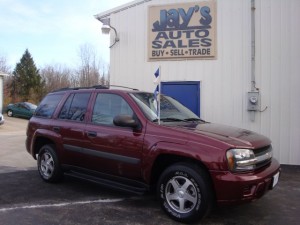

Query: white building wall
255,0,300,164
99,0,300,165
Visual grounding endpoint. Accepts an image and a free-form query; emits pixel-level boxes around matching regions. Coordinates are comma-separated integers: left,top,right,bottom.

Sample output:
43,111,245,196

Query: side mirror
113,115,139,129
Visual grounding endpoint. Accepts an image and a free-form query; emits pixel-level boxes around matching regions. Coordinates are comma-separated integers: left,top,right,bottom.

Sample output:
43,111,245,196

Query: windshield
130,92,201,122
25,102,37,110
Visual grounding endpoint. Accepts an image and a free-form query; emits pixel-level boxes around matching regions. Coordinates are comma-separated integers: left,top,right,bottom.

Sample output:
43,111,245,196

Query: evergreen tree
11,49,44,102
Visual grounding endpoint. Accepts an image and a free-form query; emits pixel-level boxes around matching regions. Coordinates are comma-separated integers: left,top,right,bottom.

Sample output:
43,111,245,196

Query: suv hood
167,122,271,148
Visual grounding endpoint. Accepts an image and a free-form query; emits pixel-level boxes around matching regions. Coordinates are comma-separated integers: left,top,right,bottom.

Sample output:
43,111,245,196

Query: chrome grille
254,145,273,169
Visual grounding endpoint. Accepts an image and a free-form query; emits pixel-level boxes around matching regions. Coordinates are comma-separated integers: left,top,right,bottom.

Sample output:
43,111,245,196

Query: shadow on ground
0,165,299,225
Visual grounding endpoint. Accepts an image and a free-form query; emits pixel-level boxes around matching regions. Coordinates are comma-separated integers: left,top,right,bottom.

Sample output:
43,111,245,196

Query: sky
0,0,133,69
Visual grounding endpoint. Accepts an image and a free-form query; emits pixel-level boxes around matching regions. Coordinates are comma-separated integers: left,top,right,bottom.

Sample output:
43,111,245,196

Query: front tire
37,144,62,183
157,163,213,223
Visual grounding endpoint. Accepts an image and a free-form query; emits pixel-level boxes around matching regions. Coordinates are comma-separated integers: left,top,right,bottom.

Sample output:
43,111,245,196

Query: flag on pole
154,68,160,79
153,68,160,100
153,66,161,124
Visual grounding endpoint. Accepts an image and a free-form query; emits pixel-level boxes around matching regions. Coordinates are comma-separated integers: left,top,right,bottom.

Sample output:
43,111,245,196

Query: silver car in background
0,113,4,125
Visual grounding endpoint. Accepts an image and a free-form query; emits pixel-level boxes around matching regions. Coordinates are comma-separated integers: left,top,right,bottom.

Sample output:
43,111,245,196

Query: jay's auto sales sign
148,1,217,61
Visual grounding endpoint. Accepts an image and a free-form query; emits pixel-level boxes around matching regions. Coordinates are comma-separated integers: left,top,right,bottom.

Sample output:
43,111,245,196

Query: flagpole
158,65,161,125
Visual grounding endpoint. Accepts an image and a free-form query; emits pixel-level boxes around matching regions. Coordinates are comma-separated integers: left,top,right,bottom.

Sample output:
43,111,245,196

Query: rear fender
30,129,63,159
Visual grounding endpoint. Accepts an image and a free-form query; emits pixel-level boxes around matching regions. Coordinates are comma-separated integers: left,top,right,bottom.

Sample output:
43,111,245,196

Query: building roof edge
94,0,152,20
0,72,9,77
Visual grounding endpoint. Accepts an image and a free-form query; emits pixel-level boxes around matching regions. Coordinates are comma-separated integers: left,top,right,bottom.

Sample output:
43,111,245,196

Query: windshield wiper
153,117,206,123
184,118,201,121
152,118,184,122
183,118,206,123
163,118,185,122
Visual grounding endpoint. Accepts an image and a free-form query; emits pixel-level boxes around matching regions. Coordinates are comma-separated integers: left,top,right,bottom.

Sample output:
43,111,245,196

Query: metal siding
256,0,300,164
107,0,300,165
290,0,300,165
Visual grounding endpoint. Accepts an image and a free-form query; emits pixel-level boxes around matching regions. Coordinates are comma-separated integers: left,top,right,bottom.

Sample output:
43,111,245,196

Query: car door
22,103,33,118
14,103,24,117
84,93,145,180
56,92,91,167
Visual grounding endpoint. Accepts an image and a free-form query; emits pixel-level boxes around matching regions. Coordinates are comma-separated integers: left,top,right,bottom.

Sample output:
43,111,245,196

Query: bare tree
0,55,10,73
1,44,110,106
76,43,104,87
104,64,110,86
0,55,13,106
40,64,73,93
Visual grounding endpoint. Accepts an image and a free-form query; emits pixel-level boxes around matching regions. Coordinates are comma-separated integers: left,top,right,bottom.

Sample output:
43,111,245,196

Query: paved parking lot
0,116,300,225
0,116,35,173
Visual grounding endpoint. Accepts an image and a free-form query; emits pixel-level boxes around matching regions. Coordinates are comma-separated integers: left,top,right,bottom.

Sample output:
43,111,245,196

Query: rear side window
92,93,133,126
35,93,64,118
58,93,91,121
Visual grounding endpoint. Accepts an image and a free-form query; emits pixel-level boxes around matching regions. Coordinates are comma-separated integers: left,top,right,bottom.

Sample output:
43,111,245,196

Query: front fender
141,140,225,183
141,141,196,183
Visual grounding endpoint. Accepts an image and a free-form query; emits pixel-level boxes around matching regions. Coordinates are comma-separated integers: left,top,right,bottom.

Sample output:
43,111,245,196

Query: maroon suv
26,86,280,223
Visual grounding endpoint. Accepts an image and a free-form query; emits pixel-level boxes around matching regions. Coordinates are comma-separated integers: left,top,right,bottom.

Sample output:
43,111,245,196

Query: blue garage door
161,81,200,116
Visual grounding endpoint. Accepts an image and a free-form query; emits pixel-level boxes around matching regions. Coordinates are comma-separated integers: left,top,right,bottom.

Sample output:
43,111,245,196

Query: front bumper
210,159,281,205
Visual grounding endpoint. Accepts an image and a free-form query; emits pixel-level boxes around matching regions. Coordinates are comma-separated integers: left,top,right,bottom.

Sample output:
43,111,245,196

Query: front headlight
226,149,257,172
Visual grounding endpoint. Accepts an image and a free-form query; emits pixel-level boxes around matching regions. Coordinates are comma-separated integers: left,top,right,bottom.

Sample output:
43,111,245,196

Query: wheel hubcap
165,176,199,213
40,151,54,178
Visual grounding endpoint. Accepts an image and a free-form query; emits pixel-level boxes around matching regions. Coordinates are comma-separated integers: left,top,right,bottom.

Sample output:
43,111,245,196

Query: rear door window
58,93,91,121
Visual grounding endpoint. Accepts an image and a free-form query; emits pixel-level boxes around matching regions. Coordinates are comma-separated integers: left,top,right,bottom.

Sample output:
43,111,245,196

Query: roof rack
92,85,109,89
51,87,73,92
51,85,109,93
109,85,139,91
51,85,138,93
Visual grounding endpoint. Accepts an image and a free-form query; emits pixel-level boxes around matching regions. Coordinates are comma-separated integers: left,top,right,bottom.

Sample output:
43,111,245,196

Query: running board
64,170,148,195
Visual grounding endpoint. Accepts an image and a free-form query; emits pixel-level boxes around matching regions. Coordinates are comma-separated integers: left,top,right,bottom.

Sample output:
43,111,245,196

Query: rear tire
157,163,213,223
37,144,62,183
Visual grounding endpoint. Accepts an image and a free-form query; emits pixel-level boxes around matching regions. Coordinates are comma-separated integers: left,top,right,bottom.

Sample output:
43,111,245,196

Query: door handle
87,131,97,138
53,127,60,133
